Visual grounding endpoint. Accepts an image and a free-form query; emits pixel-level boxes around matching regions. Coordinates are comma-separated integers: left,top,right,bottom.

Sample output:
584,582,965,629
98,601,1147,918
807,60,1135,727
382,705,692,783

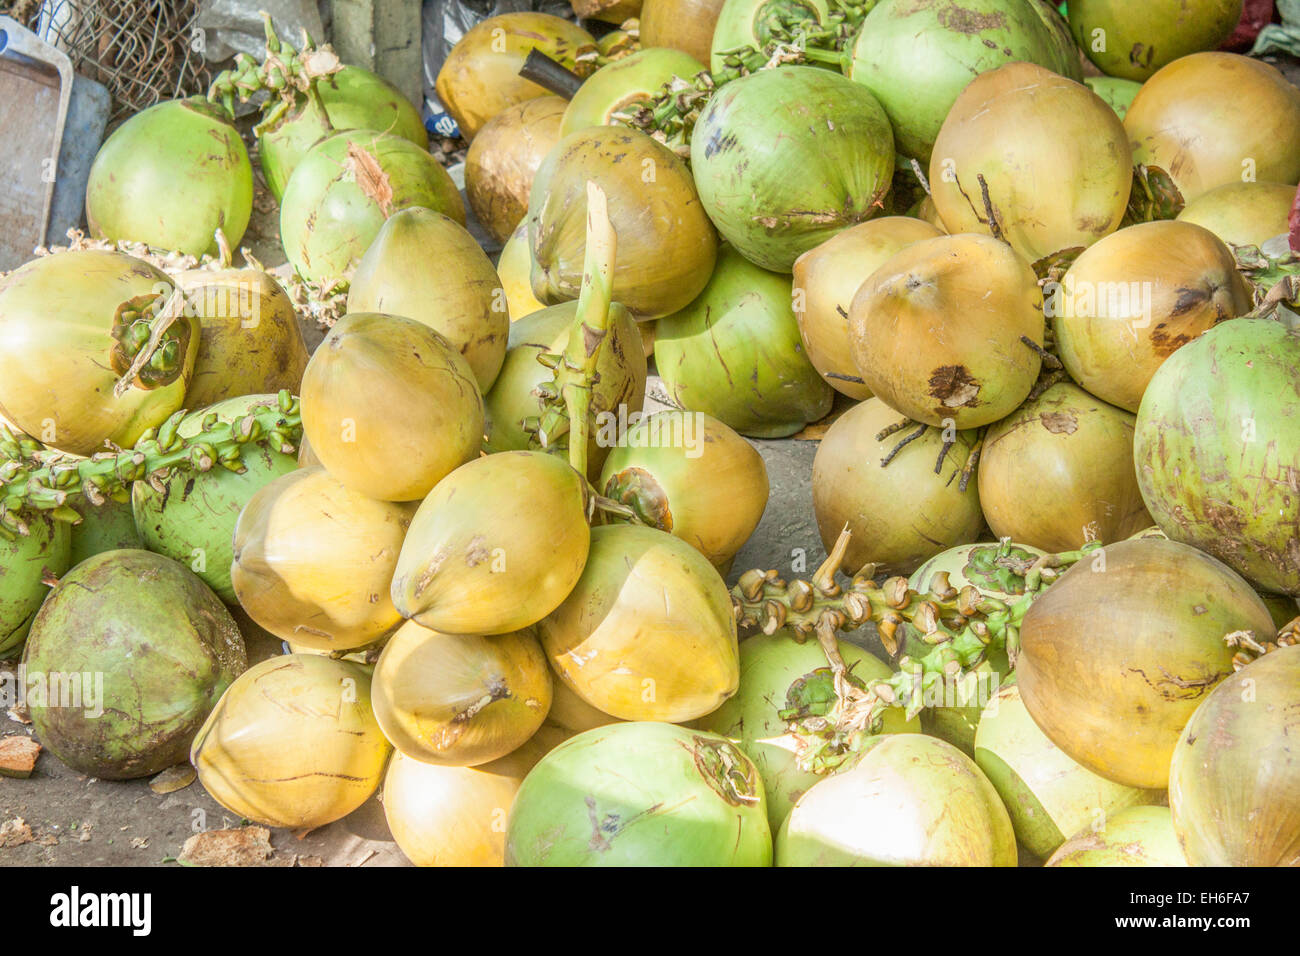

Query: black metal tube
518,49,584,100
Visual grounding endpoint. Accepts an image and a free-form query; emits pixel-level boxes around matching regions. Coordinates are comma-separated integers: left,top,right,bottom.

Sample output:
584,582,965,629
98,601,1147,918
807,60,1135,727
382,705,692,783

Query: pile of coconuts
1,0,1298,869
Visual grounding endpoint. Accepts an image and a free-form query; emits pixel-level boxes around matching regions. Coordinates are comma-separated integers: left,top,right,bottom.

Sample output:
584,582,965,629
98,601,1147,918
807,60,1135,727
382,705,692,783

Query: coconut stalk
729,527,1100,771
0,391,302,537
207,13,342,138
523,183,617,477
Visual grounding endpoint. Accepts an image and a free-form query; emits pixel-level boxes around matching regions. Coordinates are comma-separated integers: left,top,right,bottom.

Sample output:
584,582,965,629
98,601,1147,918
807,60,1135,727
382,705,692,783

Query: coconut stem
531,182,617,478
730,529,1101,738
208,13,342,134
0,391,302,535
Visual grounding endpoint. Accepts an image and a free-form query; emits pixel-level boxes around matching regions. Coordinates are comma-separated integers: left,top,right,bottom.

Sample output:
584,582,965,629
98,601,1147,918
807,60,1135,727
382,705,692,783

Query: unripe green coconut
23,550,245,779
655,245,833,438
86,97,252,256
132,395,299,603
506,722,772,866
279,130,464,283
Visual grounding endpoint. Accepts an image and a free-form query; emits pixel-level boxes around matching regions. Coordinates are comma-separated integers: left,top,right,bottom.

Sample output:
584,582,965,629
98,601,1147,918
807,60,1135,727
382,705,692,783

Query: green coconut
1045,806,1188,866
776,733,1017,866
1083,76,1143,120
259,64,428,202
847,0,1082,163
21,549,245,779
85,97,252,256
132,395,299,604
654,245,833,438
1068,0,1243,81
279,129,464,283
1135,319,1300,596
0,516,71,659
68,497,143,568
975,682,1162,860
560,47,705,137
700,631,920,830
689,66,895,272
904,540,1046,754
347,208,509,392
483,301,646,480
505,721,772,866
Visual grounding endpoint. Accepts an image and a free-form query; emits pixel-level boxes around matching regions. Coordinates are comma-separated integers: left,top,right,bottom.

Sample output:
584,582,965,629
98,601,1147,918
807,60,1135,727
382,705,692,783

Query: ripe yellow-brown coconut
176,268,309,408
1125,52,1300,203
230,467,415,652
792,216,943,400
1049,220,1252,412
849,233,1044,430
300,312,484,502
977,382,1152,552
812,396,984,575
537,524,739,722
465,96,567,244
929,63,1132,263
390,451,591,635
346,209,509,392
371,621,552,766
191,655,391,830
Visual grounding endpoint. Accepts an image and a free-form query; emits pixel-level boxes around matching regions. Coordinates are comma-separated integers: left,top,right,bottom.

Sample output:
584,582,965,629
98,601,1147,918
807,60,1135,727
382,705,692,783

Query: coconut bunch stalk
0,391,302,538
726,527,1102,771
207,14,342,140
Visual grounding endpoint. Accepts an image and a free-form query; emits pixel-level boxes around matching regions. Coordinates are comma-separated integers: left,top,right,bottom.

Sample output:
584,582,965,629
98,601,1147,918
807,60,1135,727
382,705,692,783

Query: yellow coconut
792,216,942,400
372,621,552,766
347,209,509,393
1175,180,1296,248
640,0,726,63
191,655,391,830
435,13,596,140
930,62,1132,263
537,523,739,722
230,467,415,651
1050,219,1252,412
390,451,591,635
849,233,1044,430
175,268,309,408
465,96,567,245
498,223,550,321
597,410,769,567
1125,52,1300,203
299,312,484,502
811,396,985,575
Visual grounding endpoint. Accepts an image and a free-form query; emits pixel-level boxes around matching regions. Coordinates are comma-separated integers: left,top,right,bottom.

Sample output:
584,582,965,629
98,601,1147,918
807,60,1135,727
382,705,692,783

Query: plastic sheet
196,0,324,62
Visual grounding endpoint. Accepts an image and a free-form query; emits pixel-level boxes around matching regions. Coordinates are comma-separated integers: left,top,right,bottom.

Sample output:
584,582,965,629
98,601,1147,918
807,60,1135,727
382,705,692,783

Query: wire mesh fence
22,0,212,122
